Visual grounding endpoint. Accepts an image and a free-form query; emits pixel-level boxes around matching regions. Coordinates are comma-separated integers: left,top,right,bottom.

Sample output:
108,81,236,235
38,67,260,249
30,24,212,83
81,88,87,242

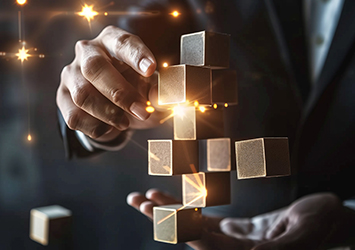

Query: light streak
157,194,203,225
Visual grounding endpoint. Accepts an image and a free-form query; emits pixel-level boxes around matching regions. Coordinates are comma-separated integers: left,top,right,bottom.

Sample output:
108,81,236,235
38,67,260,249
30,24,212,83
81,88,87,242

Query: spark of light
224,103,228,107
146,106,155,113
16,46,30,62
194,101,199,107
27,134,32,141
213,103,217,109
146,101,151,105
17,0,27,5
170,11,180,17
163,62,168,67
78,4,98,22
199,106,206,113
173,105,186,119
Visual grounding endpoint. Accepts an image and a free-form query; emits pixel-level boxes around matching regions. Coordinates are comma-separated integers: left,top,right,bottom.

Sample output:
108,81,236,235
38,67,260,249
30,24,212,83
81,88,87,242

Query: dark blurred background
0,1,186,249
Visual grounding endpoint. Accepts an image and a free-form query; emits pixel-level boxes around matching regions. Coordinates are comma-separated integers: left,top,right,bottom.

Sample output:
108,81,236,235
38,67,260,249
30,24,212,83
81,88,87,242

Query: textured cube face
30,205,72,246
153,205,202,244
148,140,172,175
158,65,211,105
148,140,199,176
199,138,231,172
174,106,196,140
182,172,231,207
182,173,206,207
181,31,230,69
235,138,290,179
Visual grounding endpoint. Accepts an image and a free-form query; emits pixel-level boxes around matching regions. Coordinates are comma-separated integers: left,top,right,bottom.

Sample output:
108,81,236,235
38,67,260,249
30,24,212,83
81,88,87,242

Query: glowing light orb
104,12,108,16
27,134,32,141
78,4,98,22
146,106,155,113
224,103,228,107
194,101,199,107
146,101,151,106
163,62,168,67
17,0,27,5
194,208,198,211
171,11,180,17
199,106,206,113
16,46,30,62
213,103,217,109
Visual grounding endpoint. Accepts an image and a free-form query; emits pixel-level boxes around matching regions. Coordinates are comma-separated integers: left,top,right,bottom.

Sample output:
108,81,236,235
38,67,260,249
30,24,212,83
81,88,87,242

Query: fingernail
139,58,152,73
104,127,114,135
130,102,150,121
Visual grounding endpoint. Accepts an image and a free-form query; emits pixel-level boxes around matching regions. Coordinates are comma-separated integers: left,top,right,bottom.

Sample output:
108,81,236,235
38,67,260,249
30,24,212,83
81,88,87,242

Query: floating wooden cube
182,172,230,207
158,65,211,105
148,140,199,176
30,205,72,246
199,138,232,172
211,69,238,105
174,106,224,140
180,31,230,69
235,137,291,179
153,205,202,244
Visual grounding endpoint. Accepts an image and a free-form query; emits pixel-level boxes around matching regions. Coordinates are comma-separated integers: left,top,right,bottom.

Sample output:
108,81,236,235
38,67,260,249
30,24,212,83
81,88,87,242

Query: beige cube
153,205,202,244
148,140,199,176
182,172,230,207
180,31,230,69
30,205,72,246
235,137,291,179
158,65,211,105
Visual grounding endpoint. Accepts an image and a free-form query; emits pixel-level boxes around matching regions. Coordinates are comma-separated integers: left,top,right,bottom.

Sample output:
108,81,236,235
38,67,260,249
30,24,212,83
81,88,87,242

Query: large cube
211,69,238,105
235,137,291,179
158,65,211,105
148,140,199,176
199,138,232,172
180,31,230,69
30,205,72,246
182,172,230,207
153,205,202,244
173,106,224,140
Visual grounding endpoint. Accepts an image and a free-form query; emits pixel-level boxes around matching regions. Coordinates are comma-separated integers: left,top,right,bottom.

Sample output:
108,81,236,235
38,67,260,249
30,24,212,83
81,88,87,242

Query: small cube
235,137,291,179
182,172,230,207
153,205,202,244
158,65,211,105
180,31,230,69
199,138,232,172
30,205,72,246
148,140,199,175
211,69,238,105
174,106,224,140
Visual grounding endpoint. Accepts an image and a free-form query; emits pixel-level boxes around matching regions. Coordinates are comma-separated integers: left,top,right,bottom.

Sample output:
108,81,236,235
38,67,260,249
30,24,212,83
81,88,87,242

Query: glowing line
149,152,160,161
162,166,170,172
159,111,174,124
157,194,203,225
191,172,204,191
189,164,198,173
18,11,21,42
184,175,204,193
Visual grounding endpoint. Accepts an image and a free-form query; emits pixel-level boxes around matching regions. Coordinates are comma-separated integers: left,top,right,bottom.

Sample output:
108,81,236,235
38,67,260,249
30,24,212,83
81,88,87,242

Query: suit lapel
304,0,355,119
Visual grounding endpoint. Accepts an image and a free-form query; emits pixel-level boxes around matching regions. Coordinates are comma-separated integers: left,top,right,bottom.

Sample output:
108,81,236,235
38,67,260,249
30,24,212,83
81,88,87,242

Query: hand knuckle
66,110,81,130
71,85,92,109
111,87,128,106
81,55,107,82
75,40,88,54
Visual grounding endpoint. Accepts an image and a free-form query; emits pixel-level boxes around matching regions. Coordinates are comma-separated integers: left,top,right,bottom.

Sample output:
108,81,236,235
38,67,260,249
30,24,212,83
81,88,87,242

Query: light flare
78,4,98,22
224,103,228,107
163,62,168,67
16,46,30,62
17,0,27,5
213,103,217,109
194,101,199,107
199,106,206,113
170,11,180,17
27,134,32,141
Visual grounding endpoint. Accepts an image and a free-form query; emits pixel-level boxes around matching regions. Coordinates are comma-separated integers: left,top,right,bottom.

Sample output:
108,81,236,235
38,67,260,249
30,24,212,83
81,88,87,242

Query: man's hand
127,191,353,250
57,26,166,142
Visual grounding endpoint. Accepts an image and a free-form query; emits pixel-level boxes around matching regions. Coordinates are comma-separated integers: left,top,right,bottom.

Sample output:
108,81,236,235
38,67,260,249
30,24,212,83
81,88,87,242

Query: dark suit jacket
58,0,355,207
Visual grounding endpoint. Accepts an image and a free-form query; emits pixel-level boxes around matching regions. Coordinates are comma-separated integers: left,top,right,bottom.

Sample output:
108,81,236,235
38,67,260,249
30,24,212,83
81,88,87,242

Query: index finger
96,25,156,77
